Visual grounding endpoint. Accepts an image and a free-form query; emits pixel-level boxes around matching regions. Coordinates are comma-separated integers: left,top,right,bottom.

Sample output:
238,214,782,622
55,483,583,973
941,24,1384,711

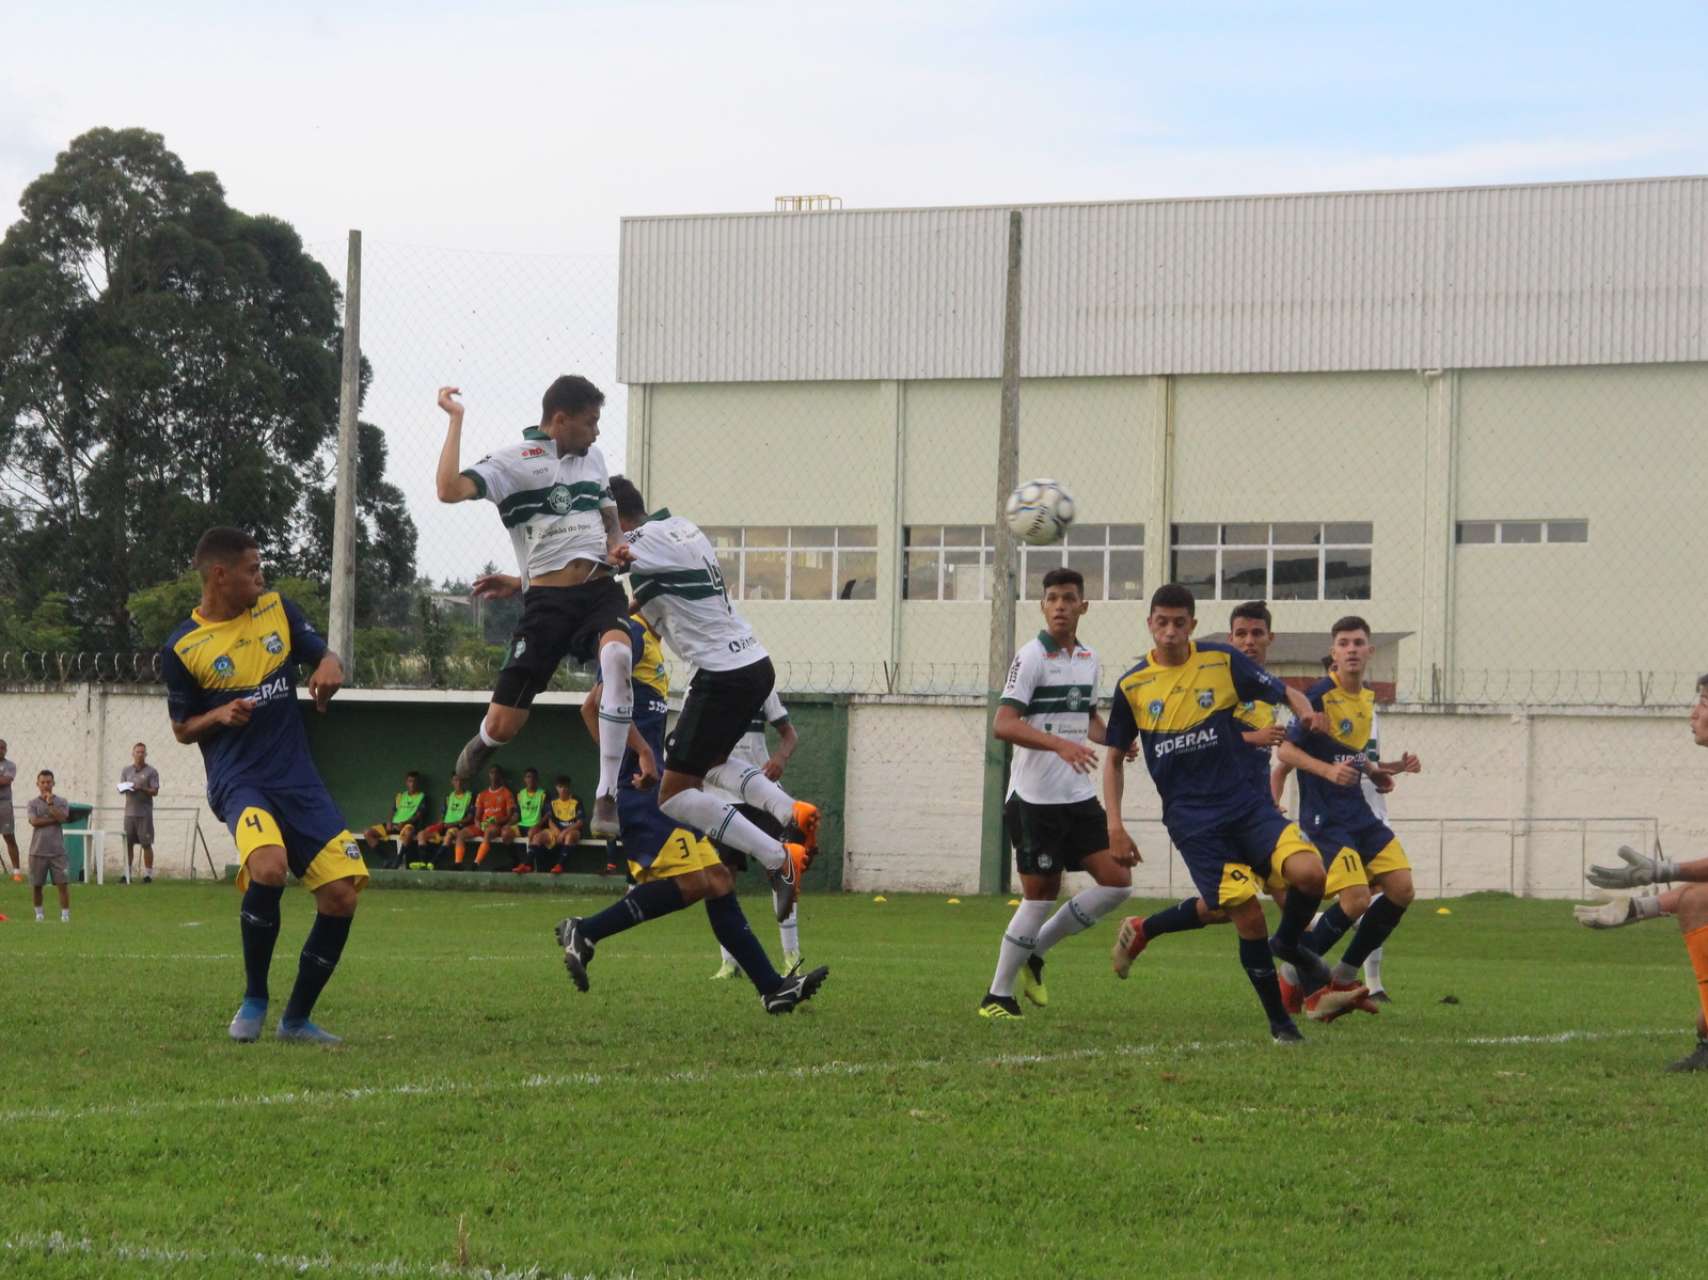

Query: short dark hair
523,767,538,779
1229,600,1272,631
541,375,605,423
1320,655,1334,671
1698,674,1708,697
1149,583,1196,616
1331,615,1371,639
37,769,53,781
193,527,259,574
405,771,420,782
609,474,647,522
554,774,573,789
1040,567,1084,595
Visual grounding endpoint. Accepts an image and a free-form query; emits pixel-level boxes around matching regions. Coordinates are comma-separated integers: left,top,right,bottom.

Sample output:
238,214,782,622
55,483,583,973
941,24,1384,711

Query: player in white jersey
434,380,639,839
600,477,815,925
979,567,1132,1019
706,691,815,976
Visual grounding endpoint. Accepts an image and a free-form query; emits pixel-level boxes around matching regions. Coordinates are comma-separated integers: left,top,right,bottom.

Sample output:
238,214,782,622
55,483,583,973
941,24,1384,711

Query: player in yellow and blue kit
161,528,367,1046
1103,586,1367,1041
561,609,825,1014
1278,615,1417,1020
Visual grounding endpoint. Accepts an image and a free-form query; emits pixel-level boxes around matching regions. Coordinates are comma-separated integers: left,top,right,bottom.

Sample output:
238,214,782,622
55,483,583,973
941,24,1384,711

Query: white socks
779,907,799,955
1361,893,1385,990
658,787,785,872
596,643,635,798
704,762,795,826
989,899,1053,998
1034,884,1131,956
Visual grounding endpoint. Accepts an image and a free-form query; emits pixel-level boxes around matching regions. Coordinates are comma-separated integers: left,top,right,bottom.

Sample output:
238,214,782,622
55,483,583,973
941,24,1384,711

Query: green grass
1,883,1702,1279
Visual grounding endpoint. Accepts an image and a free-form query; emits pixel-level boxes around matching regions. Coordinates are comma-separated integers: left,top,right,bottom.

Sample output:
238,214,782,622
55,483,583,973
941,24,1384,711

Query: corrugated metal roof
618,177,1708,383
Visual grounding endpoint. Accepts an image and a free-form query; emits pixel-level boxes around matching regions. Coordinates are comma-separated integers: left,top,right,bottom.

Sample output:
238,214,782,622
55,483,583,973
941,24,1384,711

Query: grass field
1,881,1703,1279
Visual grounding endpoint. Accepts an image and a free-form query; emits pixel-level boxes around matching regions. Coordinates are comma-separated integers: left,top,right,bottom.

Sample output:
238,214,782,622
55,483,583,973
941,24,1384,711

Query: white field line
0,1026,1677,1128
0,1231,637,1280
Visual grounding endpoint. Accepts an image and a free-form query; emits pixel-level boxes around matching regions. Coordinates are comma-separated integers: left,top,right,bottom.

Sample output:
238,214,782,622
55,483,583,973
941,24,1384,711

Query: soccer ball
1004,479,1075,546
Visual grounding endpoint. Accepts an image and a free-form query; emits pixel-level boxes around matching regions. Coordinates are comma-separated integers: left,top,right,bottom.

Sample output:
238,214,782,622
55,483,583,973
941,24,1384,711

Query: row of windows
1455,519,1589,545
698,522,1377,602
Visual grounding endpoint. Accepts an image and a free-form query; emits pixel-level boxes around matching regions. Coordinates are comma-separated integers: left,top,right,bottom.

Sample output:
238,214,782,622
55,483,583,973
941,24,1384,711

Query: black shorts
712,803,782,871
494,575,630,709
665,658,775,778
1005,796,1109,877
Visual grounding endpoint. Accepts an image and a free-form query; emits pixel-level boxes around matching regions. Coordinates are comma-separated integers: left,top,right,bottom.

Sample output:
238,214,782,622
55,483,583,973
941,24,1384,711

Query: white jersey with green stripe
1000,631,1101,805
460,428,615,589
627,512,768,672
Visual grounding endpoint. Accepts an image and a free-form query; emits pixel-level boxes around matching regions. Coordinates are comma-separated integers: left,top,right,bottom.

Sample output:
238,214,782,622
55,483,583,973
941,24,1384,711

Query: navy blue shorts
1170,804,1317,910
220,781,364,890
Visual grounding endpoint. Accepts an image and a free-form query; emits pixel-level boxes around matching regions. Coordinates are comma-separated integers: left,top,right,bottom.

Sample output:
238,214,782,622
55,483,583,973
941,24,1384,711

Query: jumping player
162,527,366,1045
434,380,636,839
979,567,1130,1019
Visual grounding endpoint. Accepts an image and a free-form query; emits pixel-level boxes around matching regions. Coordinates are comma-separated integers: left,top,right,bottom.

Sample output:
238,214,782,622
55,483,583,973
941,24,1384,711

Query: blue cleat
276,1018,343,1045
228,997,268,1043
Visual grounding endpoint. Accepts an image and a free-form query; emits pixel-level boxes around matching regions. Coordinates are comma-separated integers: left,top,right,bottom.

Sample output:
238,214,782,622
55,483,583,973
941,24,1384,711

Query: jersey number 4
703,556,732,612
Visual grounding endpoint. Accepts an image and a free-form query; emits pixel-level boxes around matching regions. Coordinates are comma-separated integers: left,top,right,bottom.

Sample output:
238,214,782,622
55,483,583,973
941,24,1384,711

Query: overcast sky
6,0,1706,581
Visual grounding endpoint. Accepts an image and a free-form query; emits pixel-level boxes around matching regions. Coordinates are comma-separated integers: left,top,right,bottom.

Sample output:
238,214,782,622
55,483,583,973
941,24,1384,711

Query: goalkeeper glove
1586,845,1679,890
1571,895,1665,929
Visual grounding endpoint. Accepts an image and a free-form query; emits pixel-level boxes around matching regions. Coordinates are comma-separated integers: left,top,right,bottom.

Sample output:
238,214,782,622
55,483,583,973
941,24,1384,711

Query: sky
5,0,1706,581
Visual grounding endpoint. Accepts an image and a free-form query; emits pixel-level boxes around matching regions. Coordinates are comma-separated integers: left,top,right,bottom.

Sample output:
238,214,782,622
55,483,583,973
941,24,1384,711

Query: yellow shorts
234,805,370,895
1192,819,1317,910
1322,837,1411,896
629,828,722,885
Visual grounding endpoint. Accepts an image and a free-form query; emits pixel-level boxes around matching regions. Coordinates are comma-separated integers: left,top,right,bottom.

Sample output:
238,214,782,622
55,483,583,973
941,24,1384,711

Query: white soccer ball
1004,478,1076,546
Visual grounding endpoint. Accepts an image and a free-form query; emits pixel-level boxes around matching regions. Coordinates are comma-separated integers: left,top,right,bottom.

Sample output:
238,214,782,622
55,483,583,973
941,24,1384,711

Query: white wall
842,699,1691,898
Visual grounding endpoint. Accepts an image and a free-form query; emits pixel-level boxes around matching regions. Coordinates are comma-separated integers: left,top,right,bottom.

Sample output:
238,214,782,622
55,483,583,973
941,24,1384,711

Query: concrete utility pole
329,229,362,677
979,210,1023,895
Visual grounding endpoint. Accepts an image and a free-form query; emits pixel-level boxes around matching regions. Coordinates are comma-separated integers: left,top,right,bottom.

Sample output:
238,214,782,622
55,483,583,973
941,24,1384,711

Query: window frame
1167,522,1372,602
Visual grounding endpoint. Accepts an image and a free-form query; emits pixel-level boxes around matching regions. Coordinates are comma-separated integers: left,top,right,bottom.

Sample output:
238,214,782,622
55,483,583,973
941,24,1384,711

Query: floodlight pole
980,211,1023,896
329,230,362,679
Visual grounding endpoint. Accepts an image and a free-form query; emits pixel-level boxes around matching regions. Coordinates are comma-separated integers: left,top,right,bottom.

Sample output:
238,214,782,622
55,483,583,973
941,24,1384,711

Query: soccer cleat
782,950,803,974
228,997,268,1043
762,964,829,1014
454,737,497,793
143,874,153,884
1269,936,1333,996
1271,1020,1305,1044
10,872,21,882
1020,954,1049,1008
1277,965,1304,1015
1304,980,1377,1023
512,863,533,875
555,917,594,992
710,959,743,981
769,843,808,922
590,794,620,838
277,1019,343,1045
790,801,821,861
1111,916,1148,979
978,993,1022,1019
1367,989,1393,1005
549,861,567,875
602,861,622,877
1665,1039,1708,1072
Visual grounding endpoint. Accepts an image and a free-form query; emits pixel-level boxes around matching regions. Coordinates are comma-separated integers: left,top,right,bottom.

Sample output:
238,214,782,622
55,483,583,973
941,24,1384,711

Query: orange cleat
1305,980,1378,1023
791,801,821,863
1277,967,1303,1015
1110,917,1148,979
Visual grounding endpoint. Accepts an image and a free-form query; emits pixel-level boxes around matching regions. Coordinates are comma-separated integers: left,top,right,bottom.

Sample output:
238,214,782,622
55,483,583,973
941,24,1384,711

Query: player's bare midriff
532,557,612,588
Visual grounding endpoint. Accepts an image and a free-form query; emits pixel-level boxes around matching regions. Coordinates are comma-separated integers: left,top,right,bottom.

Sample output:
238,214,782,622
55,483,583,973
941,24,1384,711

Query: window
1456,519,1589,546
1169,522,1372,601
1022,524,1145,601
903,525,993,601
700,526,878,600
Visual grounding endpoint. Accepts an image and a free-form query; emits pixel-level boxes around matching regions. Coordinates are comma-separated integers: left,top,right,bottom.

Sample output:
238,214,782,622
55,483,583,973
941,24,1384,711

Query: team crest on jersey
1147,699,1164,718
213,655,235,677
263,632,283,655
1197,690,1215,709
1065,687,1085,710
547,483,573,514
1339,718,1354,735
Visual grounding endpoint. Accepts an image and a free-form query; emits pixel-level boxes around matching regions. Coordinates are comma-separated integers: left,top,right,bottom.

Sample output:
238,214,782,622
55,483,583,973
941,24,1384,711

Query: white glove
1586,845,1679,890
1572,898,1639,929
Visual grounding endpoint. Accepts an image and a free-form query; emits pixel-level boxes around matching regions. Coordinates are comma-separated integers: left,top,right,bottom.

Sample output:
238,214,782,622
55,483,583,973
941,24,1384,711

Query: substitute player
511,768,549,873
533,775,585,874
162,527,365,1045
979,567,1130,1019
560,608,827,1013
1573,673,1708,1072
1103,585,1363,1042
363,771,428,869
418,774,476,867
1276,616,1418,1020
434,380,636,839
601,477,813,922
467,766,517,868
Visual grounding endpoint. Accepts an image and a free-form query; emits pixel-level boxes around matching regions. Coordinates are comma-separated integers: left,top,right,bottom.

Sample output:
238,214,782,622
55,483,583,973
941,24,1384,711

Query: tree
0,127,415,647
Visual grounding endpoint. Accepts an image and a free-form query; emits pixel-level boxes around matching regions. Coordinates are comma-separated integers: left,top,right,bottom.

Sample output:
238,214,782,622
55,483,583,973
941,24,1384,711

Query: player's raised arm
435,387,480,503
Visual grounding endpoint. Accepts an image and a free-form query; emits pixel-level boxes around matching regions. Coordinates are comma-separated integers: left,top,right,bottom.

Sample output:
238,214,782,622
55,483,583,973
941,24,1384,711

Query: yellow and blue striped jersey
1286,674,1380,831
1104,640,1291,834
160,592,330,819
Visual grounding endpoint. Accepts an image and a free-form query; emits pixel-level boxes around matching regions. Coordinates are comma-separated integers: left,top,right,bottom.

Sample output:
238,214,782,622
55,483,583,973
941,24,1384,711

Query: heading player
1103,585,1364,1042
434,380,636,840
979,567,1131,1019
162,527,366,1045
